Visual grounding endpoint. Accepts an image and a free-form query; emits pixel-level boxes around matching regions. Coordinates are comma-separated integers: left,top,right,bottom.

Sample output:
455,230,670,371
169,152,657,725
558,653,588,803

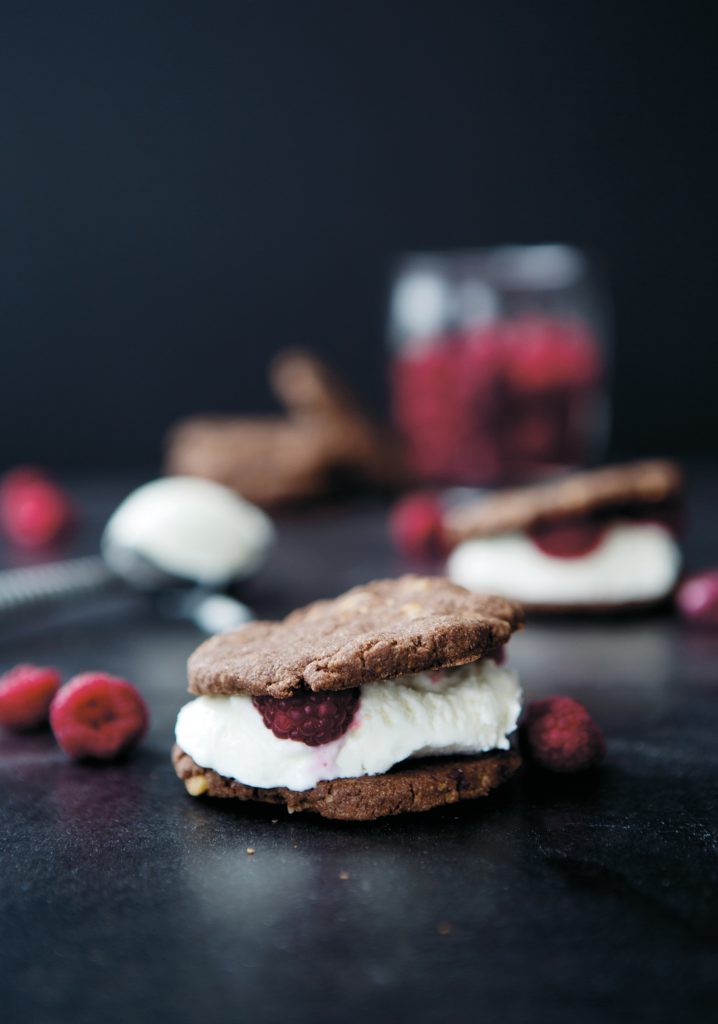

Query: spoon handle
0,556,118,615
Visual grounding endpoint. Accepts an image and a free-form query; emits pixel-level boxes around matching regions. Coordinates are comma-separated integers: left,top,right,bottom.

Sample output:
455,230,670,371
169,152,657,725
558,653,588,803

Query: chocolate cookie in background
173,575,524,820
164,350,410,507
444,460,683,613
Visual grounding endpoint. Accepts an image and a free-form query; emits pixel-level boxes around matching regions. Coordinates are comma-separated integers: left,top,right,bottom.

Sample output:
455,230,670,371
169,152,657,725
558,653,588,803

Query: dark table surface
1,472,717,1024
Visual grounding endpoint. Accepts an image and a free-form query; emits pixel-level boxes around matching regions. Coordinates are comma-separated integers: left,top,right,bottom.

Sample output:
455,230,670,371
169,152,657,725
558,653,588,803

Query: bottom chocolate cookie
524,594,673,616
172,745,521,821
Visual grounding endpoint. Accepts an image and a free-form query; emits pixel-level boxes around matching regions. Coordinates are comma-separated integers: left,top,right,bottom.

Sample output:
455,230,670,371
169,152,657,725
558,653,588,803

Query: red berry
676,571,718,626
485,646,506,665
253,688,360,746
0,664,61,730
520,696,605,773
50,672,148,760
0,467,74,548
504,317,601,392
390,493,445,559
528,518,606,558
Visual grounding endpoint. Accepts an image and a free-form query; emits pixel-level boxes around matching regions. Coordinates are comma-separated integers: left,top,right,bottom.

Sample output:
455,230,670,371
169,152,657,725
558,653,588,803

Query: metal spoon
0,477,275,632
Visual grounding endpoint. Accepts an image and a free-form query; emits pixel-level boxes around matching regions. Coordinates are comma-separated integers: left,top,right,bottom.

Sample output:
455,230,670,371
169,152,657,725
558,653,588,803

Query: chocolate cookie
188,575,524,698
164,349,410,506
517,595,674,616
165,416,334,507
172,745,521,821
445,460,682,544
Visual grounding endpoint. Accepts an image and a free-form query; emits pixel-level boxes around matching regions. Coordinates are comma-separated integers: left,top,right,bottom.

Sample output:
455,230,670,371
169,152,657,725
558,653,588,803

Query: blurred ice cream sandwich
445,460,683,612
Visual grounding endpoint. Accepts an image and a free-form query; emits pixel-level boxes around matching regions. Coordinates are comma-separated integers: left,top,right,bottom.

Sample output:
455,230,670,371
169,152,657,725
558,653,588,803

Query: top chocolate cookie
188,575,523,698
444,460,682,545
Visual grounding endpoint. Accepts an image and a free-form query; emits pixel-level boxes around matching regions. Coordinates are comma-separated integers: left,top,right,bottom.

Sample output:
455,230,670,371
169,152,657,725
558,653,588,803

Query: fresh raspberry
676,571,718,626
253,688,360,746
0,467,74,548
50,672,149,760
0,664,62,730
389,492,445,559
520,696,605,773
528,518,606,558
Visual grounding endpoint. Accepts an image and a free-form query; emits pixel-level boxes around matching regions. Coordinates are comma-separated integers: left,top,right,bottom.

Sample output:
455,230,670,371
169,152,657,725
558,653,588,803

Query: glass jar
388,245,610,485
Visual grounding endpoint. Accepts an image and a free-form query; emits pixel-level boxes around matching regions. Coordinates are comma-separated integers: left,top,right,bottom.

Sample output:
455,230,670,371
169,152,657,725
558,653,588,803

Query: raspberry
253,688,360,746
504,317,601,392
0,664,61,730
389,493,445,559
0,467,74,548
528,518,606,558
391,315,603,486
520,696,605,773
50,672,149,760
676,570,718,626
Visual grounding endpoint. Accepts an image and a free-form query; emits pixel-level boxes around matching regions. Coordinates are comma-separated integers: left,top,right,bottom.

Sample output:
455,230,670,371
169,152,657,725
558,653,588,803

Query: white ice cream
175,659,521,791
447,522,681,606
103,477,274,587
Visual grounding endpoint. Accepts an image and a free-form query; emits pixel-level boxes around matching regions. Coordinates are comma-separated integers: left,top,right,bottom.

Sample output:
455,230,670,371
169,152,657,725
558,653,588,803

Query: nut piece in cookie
445,460,683,612
173,575,524,820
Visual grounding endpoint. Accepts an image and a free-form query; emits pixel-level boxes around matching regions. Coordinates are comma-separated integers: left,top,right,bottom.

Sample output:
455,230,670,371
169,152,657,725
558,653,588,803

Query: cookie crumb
339,871,350,880
246,847,255,855
437,921,452,936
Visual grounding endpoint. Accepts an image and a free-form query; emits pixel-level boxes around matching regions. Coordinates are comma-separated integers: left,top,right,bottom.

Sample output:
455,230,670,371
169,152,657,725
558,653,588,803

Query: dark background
0,1,716,471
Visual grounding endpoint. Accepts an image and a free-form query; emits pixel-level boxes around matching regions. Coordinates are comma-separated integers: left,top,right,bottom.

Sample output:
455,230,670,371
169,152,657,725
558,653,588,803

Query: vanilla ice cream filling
447,521,681,606
175,659,521,792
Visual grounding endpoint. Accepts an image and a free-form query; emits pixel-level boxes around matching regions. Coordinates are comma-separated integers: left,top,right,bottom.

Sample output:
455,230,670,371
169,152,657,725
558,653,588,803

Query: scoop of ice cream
175,658,521,791
103,477,274,588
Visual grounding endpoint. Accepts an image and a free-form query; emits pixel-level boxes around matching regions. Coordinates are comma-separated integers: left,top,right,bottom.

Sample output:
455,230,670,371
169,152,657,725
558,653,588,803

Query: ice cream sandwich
173,575,523,820
446,460,683,612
